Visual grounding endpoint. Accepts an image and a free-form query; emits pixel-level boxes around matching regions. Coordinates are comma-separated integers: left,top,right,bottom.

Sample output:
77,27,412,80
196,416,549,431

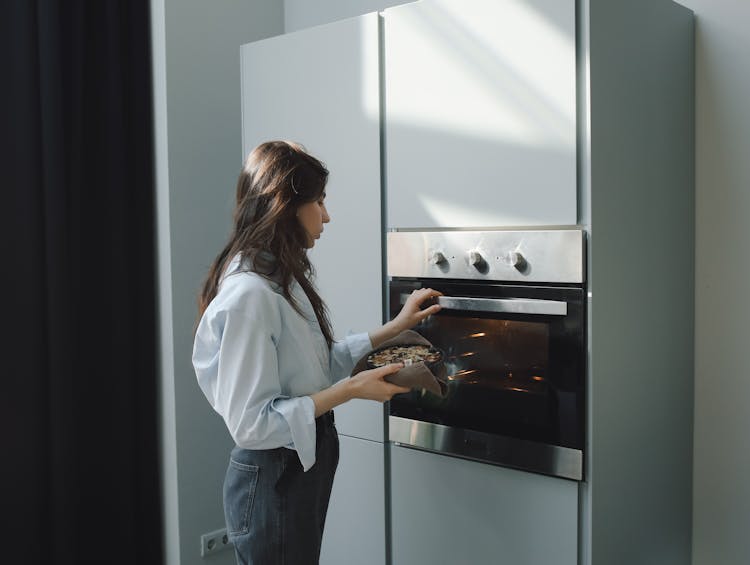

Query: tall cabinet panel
320,436,386,565
390,446,578,565
240,14,386,565
240,14,384,442
384,0,577,229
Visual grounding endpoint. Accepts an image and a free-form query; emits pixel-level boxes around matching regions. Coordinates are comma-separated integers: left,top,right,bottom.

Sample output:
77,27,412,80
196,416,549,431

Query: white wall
677,1,750,564
151,2,283,564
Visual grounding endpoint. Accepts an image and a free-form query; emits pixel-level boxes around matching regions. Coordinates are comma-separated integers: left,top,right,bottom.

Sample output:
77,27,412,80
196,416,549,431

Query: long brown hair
197,140,334,347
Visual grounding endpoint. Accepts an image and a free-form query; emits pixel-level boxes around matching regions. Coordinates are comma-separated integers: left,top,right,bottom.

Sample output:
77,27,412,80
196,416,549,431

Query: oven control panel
387,229,585,283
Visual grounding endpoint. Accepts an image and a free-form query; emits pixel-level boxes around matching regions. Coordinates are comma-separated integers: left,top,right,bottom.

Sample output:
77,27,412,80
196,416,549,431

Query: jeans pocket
223,459,260,537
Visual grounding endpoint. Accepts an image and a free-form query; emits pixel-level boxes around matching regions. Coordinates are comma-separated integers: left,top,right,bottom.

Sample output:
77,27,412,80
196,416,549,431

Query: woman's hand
369,288,442,348
349,364,411,402
391,288,442,333
311,364,409,416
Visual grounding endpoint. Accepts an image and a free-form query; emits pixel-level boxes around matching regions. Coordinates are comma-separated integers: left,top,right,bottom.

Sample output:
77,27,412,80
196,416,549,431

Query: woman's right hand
349,364,411,402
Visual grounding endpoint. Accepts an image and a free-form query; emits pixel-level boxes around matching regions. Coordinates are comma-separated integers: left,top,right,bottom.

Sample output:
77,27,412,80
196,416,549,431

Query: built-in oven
387,229,586,480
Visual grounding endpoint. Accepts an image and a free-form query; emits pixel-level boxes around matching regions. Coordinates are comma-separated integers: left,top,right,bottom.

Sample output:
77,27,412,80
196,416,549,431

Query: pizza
366,344,442,368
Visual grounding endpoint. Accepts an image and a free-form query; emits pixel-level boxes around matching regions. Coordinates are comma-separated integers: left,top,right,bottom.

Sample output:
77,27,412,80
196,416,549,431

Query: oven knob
506,251,527,270
429,251,447,265
469,250,485,267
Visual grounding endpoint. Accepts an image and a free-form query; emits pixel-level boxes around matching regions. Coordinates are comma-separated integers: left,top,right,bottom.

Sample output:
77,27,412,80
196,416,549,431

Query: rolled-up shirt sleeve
329,332,373,383
193,290,318,471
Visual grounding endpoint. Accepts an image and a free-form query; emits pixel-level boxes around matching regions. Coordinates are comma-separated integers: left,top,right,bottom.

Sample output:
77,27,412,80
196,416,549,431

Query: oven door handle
437,296,568,316
400,294,568,316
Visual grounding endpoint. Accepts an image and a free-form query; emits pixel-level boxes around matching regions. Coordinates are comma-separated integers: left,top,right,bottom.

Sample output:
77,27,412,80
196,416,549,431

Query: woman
192,140,440,564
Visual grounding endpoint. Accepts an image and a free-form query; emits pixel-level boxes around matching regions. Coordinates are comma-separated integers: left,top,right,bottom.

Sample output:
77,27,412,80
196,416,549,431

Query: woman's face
296,192,330,248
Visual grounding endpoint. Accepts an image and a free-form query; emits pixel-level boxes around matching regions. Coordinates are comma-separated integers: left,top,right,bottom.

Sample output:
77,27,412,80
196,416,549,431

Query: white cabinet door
320,436,386,565
390,447,578,565
384,0,577,229
240,13,385,441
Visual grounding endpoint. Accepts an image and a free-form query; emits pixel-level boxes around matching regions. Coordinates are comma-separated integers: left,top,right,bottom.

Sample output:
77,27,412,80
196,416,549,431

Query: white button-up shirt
192,255,372,471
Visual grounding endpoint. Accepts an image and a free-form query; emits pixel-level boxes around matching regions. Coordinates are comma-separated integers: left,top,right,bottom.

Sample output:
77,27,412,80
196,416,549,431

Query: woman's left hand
391,288,442,333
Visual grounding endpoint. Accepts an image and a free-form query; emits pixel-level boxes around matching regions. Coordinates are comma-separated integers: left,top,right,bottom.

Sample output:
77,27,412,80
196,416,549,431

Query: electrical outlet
200,527,233,557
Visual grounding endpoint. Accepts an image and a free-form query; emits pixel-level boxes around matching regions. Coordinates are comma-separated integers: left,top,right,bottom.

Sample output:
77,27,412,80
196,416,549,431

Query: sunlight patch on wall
370,0,576,150
443,0,576,124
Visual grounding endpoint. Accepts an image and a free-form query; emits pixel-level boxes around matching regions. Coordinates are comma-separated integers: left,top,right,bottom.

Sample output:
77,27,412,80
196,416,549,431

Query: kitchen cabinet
384,0,577,229
240,0,696,563
390,446,578,565
320,436,386,565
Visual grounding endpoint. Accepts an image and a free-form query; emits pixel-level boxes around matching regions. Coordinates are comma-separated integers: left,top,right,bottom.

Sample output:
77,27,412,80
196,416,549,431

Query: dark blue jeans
223,412,339,565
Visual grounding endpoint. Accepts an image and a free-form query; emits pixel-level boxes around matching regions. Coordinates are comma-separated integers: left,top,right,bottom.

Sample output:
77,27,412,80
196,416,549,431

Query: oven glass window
389,282,584,449
437,317,550,389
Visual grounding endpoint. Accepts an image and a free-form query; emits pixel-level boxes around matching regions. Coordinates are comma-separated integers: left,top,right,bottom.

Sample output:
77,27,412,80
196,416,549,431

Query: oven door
388,279,585,480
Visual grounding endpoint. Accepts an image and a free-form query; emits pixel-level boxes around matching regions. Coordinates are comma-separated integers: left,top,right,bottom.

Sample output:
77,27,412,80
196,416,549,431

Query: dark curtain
3,1,163,564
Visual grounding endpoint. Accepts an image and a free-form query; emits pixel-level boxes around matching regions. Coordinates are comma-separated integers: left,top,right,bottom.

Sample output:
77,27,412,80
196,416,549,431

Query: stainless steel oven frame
386,228,586,481
389,416,583,480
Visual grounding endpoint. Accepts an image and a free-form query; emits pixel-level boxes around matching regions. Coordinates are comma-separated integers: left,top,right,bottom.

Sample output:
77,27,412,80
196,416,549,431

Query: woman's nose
322,206,331,223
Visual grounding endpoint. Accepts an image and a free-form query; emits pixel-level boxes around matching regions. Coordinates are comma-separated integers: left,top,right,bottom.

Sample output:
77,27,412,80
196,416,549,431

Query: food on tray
366,345,442,369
